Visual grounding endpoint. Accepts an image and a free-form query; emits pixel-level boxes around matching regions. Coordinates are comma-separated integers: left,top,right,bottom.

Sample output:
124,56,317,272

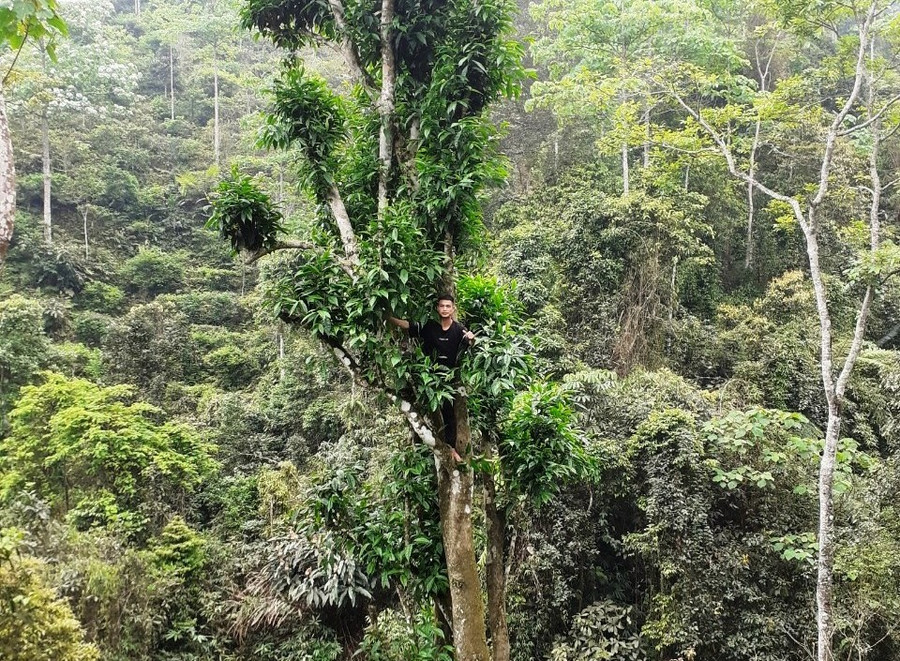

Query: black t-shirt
409,319,469,368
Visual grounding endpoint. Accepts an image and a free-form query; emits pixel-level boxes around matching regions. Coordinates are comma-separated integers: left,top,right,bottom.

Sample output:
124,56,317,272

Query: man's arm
386,315,410,330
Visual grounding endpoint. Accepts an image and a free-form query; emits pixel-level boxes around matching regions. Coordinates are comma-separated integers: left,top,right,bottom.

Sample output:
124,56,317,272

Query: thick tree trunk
0,89,14,264
41,107,51,244
484,442,510,661
437,395,490,661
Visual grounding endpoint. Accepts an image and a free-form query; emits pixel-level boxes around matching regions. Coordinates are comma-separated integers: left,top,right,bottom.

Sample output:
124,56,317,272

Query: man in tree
387,294,475,463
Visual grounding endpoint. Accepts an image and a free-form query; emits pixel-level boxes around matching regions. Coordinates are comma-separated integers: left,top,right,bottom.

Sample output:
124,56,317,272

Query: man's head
436,293,455,319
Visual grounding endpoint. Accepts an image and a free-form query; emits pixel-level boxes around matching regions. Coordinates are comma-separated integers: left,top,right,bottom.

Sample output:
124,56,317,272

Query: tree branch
837,92,900,136
669,90,807,228
327,184,359,264
835,286,873,399
327,0,376,95
246,239,356,277
811,3,875,207
327,341,448,456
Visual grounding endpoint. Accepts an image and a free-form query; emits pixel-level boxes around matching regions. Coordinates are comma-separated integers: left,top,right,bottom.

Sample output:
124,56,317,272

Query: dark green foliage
207,168,285,254
119,248,186,297
260,68,347,199
72,311,112,348
0,295,48,417
76,281,125,313
240,0,334,50
103,301,200,401
501,382,592,506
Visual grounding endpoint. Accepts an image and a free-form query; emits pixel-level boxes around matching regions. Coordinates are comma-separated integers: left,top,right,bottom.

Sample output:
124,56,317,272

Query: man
387,294,475,462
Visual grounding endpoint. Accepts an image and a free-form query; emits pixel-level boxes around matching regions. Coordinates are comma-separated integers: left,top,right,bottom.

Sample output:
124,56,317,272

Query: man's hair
437,293,455,303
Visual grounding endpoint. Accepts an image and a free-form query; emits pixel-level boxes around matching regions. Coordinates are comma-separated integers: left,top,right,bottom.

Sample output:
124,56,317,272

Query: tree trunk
434,592,454,652
41,107,51,244
621,141,629,195
169,45,175,121
816,403,841,661
643,105,650,168
484,442,510,661
0,89,14,264
213,60,220,166
745,117,761,269
437,395,491,661
277,326,285,381
376,0,396,217
82,207,89,259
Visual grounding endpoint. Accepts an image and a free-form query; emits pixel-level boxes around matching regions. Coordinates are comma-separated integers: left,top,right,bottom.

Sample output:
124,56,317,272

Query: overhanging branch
246,239,356,277
326,341,441,452
327,0,376,95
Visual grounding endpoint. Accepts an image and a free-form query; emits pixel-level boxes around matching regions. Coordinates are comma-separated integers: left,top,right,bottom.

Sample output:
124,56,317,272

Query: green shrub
0,530,99,661
204,344,262,389
0,295,48,413
158,291,246,326
119,248,186,297
47,342,103,380
72,312,112,347
77,281,125,313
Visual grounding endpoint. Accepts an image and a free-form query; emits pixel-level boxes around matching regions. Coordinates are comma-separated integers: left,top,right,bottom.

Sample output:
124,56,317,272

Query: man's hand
463,329,475,343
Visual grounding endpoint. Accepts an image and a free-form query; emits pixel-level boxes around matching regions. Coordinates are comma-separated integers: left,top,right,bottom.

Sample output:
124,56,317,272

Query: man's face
436,299,454,318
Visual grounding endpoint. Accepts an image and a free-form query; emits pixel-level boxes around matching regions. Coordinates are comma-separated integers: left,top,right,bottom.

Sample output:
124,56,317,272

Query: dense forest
1,0,900,660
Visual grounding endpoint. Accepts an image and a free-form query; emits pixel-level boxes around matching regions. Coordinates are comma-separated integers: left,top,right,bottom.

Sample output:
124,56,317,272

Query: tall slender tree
0,0,66,262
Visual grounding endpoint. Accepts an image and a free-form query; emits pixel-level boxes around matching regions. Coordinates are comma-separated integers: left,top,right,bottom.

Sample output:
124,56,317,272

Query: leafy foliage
207,167,285,254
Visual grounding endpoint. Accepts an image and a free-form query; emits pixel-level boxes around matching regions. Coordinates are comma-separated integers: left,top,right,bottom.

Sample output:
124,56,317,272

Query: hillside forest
2,0,900,660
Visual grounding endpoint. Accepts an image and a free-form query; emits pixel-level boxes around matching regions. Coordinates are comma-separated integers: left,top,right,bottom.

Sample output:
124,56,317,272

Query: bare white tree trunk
744,118,760,269
0,89,15,264
213,60,220,167
376,0,396,218
41,106,51,244
643,105,650,168
82,207,89,259
169,44,175,121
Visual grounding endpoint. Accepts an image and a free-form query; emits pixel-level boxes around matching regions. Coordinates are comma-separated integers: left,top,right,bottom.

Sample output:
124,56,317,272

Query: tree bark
82,207,89,259
376,0,396,218
0,89,14,264
816,404,841,661
41,106,51,244
744,117,760,269
436,395,491,661
621,141,629,195
327,184,358,262
484,442,510,661
169,45,175,121
213,61,220,166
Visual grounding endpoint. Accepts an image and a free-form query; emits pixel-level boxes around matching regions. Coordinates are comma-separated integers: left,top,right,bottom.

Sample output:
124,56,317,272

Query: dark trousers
441,399,457,450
